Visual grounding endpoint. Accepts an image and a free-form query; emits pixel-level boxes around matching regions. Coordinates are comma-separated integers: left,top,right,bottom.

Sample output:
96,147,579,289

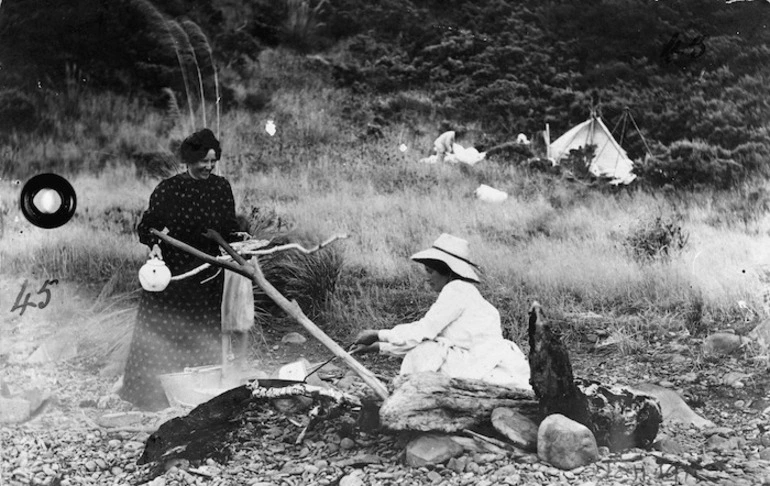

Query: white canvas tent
549,114,637,185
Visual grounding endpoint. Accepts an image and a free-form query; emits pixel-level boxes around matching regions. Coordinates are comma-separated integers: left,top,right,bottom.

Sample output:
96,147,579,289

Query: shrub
732,141,770,180
724,185,770,231
281,0,329,53
242,90,272,112
245,206,293,236
635,139,741,190
485,142,535,166
0,89,38,133
563,144,595,180
624,214,689,263
214,30,263,61
684,289,707,337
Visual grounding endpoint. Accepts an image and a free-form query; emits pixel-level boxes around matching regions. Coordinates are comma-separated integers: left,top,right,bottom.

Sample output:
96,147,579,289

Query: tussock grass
3,48,770,367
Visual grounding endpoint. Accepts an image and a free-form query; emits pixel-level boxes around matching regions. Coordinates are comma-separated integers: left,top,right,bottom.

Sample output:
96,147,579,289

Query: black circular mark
19,173,77,229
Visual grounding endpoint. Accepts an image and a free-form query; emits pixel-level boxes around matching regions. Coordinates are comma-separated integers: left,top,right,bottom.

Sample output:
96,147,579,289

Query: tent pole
628,111,654,158
618,110,629,148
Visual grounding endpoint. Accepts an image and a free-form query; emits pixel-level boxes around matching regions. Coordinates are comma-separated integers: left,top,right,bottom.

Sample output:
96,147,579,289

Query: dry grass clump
255,238,344,326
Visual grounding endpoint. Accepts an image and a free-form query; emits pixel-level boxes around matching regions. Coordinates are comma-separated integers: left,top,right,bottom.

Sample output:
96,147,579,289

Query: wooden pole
151,229,390,400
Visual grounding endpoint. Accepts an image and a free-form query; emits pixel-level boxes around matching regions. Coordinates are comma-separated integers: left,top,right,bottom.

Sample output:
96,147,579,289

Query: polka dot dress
120,173,240,411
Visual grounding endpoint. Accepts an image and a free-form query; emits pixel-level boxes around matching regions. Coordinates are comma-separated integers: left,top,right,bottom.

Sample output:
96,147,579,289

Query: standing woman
120,128,241,410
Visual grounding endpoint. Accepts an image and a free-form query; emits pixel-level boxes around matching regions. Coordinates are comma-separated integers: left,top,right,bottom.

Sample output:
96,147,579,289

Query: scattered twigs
606,451,727,483
649,451,727,483
463,429,522,455
451,433,510,456
150,229,390,400
296,404,321,444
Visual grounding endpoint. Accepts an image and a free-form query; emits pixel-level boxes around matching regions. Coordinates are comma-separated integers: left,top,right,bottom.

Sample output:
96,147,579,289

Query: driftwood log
379,372,538,432
528,302,662,451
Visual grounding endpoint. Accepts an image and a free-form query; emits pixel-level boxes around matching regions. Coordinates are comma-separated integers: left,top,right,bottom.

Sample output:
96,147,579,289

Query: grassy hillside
2,0,769,185
2,47,769,353
1,1,770,364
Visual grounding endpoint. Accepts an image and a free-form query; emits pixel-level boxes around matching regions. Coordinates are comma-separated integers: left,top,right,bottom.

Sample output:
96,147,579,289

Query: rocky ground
2,313,770,486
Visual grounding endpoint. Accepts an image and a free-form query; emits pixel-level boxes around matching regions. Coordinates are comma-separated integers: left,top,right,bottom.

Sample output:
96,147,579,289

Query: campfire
135,228,722,484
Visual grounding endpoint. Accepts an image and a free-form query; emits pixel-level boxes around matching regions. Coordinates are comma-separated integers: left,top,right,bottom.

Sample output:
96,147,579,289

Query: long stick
150,229,390,400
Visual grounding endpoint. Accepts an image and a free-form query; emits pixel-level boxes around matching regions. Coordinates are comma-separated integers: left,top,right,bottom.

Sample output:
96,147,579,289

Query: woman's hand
354,329,379,346
350,343,380,355
149,244,163,259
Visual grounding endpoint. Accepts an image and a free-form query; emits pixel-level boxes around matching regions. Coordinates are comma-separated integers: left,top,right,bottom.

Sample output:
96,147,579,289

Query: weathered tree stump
379,372,538,432
528,302,662,451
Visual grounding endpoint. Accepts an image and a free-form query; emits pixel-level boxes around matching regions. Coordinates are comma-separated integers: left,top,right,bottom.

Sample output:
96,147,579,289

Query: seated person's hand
351,343,380,355
354,329,379,346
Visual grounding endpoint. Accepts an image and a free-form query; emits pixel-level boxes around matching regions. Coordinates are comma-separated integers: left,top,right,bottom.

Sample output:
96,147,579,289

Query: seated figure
354,233,532,390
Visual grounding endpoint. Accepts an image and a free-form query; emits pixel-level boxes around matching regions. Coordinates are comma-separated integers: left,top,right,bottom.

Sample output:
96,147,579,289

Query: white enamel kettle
138,253,171,292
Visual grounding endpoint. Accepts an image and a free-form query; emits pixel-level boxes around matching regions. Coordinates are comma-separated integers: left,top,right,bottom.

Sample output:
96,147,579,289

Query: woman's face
187,149,218,179
425,265,452,292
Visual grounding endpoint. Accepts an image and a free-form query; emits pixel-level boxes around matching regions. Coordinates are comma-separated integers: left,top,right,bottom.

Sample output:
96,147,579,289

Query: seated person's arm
354,283,465,354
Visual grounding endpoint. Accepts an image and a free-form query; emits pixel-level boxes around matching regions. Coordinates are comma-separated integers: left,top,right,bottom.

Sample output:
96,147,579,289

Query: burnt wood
527,301,662,451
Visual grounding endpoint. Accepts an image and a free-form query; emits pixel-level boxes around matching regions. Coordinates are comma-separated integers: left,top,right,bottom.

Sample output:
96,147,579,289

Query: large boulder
537,414,599,470
702,332,749,355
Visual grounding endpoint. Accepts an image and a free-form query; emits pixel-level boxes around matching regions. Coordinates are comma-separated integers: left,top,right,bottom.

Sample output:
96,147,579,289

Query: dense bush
624,214,690,263
1,0,768,190
635,139,740,190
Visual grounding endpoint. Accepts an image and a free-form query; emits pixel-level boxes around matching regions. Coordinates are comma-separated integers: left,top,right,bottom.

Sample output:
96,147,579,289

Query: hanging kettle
139,256,171,292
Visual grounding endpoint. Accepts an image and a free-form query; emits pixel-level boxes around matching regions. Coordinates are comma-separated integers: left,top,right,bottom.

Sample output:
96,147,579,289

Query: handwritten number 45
10,279,59,316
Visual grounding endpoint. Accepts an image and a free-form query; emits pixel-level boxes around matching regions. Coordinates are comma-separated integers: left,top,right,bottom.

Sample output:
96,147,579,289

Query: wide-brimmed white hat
410,233,480,283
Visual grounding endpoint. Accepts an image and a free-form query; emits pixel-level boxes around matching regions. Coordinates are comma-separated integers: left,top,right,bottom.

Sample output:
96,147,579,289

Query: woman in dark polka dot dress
120,128,241,410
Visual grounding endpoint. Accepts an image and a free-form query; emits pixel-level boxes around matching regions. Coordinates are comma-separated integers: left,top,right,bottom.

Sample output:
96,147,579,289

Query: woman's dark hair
180,128,222,164
421,259,462,279
420,258,477,283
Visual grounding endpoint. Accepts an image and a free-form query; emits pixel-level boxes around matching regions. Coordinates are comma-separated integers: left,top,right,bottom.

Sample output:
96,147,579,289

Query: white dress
433,130,456,155
378,280,532,390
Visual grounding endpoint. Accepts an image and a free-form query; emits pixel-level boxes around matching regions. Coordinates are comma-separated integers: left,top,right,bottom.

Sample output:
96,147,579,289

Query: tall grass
3,49,769,359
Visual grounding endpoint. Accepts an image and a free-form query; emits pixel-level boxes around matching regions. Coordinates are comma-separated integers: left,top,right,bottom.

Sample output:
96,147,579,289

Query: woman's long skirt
120,271,224,410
